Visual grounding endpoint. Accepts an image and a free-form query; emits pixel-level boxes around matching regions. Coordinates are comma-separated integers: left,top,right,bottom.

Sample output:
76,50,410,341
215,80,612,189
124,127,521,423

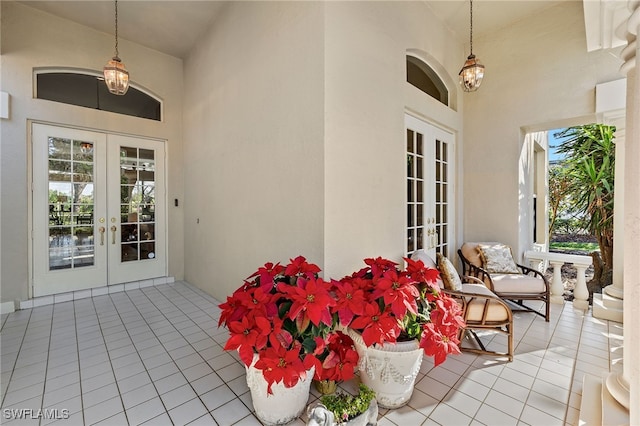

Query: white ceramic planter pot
347,329,423,409
246,355,314,425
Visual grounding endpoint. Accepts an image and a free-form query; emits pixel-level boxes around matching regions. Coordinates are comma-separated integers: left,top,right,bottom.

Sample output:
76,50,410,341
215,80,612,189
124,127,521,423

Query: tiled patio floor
0,282,620,425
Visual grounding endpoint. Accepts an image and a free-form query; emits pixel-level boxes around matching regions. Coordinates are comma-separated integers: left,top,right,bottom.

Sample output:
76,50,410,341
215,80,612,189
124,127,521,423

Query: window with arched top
406,55,448,107
35,70,162,121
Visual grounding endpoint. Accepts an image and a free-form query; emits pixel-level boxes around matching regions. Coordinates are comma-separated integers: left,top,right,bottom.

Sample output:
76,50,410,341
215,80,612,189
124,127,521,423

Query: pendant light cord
114,0,119,58
469,0,474,56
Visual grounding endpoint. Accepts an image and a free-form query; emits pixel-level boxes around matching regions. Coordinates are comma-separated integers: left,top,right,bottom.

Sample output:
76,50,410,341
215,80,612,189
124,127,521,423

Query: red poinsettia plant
218,256,359,394
331,256,466,366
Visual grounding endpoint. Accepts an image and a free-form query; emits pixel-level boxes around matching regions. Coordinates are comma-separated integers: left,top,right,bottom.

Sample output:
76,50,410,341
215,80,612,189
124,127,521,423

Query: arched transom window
406,55,449,107
35,70,162,121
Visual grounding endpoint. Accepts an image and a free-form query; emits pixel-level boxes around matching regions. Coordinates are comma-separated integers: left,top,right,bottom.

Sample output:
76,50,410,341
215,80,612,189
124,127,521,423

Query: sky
548,128,567,163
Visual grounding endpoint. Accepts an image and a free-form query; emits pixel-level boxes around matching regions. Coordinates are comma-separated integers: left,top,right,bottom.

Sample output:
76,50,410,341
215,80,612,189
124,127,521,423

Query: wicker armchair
444,276,514,361
411,250,513,361
458,242,550,322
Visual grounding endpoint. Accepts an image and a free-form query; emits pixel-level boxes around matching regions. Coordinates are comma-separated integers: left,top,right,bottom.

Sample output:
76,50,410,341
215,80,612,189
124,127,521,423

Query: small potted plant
330,256,465,408
307,384,378,426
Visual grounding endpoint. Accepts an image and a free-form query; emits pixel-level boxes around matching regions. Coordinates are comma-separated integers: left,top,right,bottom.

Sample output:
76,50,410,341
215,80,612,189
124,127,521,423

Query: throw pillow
436,253,463,291
477,243,520,274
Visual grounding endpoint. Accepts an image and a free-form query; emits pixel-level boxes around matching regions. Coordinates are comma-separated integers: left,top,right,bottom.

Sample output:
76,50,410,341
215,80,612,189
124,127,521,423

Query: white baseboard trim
1,301,16,314
18,276,176,310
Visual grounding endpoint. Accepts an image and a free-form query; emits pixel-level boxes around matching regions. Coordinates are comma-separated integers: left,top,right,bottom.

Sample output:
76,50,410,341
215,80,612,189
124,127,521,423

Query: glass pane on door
407,129,426,254
435,138,450,258
47,137,95,270
119,146,156,263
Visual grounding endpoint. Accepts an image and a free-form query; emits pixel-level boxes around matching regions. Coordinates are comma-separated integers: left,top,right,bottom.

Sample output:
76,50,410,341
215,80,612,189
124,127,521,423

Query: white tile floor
0,282,620,425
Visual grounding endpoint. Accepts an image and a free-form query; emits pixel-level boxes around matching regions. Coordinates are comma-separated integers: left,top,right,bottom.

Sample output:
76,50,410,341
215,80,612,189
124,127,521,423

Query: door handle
99,226,105,245
110,226,117,244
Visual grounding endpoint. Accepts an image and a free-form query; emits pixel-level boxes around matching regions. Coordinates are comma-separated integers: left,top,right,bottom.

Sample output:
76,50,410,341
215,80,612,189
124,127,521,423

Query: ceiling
19,1,566,59
18,1,228,58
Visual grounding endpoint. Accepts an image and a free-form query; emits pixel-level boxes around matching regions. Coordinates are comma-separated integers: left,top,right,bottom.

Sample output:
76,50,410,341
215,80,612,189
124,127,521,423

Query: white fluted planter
246,355,315,425
347,329,423,409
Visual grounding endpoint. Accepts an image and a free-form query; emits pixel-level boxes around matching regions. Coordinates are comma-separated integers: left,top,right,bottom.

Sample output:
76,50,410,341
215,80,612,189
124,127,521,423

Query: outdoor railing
523,250,593,311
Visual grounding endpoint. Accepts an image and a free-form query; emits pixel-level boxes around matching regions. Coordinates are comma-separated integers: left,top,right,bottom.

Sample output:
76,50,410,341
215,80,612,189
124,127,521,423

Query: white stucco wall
463,1,624,260
0,2,185,303
183,1,466,301
182,2,325,299
323,1,464,278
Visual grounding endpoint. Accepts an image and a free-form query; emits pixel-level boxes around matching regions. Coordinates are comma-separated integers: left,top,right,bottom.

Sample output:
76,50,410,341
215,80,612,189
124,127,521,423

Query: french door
32,123,166,296
405,114,453,259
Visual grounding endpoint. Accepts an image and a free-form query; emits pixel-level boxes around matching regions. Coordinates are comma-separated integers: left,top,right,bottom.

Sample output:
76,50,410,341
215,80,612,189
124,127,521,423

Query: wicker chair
458,242,550,322
446,277,514,361
411,250,513,361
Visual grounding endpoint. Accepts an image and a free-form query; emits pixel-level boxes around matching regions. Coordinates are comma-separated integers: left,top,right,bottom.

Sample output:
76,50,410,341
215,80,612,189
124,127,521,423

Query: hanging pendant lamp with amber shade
103,0,129,95
459,0,485,92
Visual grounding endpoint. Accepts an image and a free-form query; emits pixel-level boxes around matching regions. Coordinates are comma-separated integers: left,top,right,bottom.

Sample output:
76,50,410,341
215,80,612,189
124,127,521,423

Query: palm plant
554,124,616,285
548,165,575,241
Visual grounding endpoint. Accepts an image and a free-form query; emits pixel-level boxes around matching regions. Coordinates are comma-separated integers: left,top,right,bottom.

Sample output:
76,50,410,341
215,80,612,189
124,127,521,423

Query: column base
604,284,624,299
593,293,624,323
580,373,630,425
606,372,630,410
550,295,565,304
572,298,589,310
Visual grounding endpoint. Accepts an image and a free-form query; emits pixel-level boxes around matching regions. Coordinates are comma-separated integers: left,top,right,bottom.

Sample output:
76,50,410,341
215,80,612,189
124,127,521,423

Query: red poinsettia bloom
364,257,397,277
311,331,359,382
322,332,359,382
419,322,461,367
372,268,419,318
218,293,247,327
350,302,401,346
405,258,440,290
331,279,366,326
224,316,262,366
284,255,321,279
234,286,278,320
255,345,309,394
255,315,291,351
248,262,285,293
430,297,466,333
278,277,335,327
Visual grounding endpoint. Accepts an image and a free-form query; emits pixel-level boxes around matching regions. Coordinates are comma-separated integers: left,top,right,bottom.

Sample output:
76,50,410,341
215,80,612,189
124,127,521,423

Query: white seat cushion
461,284,510,322
491,273,546,294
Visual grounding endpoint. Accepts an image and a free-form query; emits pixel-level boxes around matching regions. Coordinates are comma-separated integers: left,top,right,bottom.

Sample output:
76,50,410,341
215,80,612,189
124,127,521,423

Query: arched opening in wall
34,69,162,121
406,55,448,106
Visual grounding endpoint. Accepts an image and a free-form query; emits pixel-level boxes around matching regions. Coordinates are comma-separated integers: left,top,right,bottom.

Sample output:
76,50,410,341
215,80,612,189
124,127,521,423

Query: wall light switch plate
0,92,9,119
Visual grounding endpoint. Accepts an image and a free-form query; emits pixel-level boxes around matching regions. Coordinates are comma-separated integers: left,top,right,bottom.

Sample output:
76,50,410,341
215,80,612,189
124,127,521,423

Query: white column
605,110,625,301
609,2,640,423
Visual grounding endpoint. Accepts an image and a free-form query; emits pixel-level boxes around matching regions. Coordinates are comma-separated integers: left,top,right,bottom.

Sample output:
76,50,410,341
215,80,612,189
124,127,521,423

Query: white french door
32,123,166,296
405,114,454,259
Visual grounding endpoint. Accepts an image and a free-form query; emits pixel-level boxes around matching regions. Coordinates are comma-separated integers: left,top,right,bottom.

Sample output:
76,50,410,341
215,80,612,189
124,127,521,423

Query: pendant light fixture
459,0,484,92
103,0,129,95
